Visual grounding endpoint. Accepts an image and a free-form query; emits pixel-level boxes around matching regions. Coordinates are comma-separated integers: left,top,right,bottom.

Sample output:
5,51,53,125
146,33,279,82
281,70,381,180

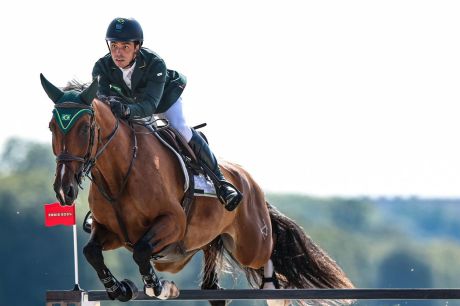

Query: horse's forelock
62,79,90,92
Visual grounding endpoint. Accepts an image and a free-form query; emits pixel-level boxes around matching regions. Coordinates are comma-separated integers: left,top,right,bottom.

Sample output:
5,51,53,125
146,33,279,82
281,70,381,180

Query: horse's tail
202,236,262,290
267,202,355,290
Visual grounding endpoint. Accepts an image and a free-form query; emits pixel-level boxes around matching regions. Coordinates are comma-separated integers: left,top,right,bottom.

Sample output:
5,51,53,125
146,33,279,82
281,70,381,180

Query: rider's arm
128,60,167,118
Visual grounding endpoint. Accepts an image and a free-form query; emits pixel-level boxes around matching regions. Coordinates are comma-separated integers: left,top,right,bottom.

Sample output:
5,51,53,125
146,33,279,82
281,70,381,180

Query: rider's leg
161,97,193,142
188,129,242,210
161,98,242,211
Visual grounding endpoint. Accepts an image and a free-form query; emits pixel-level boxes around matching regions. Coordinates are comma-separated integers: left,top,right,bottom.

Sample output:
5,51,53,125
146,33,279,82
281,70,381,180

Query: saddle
152,123,219,213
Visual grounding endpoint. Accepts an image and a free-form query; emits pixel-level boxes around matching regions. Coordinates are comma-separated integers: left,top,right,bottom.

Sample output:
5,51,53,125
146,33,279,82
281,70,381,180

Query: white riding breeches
158,97,193,142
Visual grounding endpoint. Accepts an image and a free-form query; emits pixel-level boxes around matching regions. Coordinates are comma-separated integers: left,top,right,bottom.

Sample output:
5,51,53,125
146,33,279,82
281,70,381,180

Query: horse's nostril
56,192,65,205
66,185,75,199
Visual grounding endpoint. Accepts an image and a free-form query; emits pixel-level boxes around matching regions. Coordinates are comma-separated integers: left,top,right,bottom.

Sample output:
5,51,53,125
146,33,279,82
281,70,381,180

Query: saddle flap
157,127,197,163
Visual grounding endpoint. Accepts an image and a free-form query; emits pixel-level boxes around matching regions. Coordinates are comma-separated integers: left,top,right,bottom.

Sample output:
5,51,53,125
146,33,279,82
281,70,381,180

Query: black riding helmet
105,17,143,45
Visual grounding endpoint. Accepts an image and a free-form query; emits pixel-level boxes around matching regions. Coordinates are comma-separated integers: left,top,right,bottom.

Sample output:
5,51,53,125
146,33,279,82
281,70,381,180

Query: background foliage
1,138,459,306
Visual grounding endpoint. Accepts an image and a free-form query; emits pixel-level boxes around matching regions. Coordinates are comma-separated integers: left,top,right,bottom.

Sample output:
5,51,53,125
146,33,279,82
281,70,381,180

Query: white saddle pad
193,173,217,198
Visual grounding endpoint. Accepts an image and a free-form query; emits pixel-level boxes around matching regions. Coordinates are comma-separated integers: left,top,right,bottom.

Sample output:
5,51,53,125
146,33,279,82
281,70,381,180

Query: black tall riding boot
188,129,242,211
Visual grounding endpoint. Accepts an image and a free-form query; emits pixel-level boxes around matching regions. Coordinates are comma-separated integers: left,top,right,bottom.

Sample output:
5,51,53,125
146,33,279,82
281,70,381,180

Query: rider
92,17,242,211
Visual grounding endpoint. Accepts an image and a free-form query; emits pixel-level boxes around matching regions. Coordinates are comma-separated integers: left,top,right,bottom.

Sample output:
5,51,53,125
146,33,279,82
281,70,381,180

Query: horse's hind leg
83,222,138,302
260,259,279,289
261,259,293,306
201,238,227,306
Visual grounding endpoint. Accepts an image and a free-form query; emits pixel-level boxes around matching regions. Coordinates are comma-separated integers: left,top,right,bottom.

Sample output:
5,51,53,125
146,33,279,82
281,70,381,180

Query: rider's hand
96,94,108,102
109,97,131,119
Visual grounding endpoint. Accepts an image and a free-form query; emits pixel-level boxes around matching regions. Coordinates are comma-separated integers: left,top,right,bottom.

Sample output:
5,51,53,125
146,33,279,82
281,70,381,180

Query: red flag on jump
44,202,76,227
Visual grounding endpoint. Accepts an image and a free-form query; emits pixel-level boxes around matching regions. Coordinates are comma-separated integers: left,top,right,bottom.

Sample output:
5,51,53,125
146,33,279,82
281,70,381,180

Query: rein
55,103,97,185
81,118,119,180
54,102,120,187
54,101,138,248
88,121,138,248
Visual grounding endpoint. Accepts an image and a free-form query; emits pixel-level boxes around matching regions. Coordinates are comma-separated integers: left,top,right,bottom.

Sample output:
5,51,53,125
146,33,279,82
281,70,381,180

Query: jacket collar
108,48,146,93
130,49,147,91
107,58,127,93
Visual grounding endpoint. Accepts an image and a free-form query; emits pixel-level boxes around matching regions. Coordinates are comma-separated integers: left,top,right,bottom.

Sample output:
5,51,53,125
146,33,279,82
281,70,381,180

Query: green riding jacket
92,47,187,117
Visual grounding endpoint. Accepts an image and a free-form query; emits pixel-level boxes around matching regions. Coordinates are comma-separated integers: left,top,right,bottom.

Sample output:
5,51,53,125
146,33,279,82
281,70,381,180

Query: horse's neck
92,100,134,185
93,99,117,134
91,100,181,200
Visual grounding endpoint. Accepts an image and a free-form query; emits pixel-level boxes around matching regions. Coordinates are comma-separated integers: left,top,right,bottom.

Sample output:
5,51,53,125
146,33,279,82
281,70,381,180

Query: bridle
53,100,138,247
54,102,120,187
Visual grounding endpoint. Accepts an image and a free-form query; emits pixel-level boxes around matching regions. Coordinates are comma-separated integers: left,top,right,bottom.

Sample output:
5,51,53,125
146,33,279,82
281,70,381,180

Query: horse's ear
80,78,99,105
40,73,64,103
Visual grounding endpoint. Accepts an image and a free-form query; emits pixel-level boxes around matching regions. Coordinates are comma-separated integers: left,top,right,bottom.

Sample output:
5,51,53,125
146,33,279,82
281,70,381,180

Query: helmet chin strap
105,40,111,54
123,43,141,69
122,50,138,69
123,58,136,69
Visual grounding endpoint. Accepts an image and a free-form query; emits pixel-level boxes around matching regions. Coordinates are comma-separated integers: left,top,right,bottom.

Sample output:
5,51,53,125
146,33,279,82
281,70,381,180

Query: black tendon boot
188,129,242,211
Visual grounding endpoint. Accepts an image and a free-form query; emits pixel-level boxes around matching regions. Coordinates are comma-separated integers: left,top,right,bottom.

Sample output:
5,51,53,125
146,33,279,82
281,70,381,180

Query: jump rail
46,288,460,305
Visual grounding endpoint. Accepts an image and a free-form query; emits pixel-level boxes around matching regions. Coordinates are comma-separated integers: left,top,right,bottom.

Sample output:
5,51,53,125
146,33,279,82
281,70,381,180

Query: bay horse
41,73,354,306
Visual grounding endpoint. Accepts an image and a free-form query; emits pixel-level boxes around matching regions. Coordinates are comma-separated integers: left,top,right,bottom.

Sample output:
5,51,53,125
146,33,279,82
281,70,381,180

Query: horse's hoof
144,280,163,297
144,285,160,297
116,279,138,302
156,280,180,300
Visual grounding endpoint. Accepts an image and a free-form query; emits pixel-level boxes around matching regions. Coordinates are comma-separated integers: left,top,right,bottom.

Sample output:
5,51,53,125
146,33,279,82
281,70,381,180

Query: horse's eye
80,124,90,136
49,122,55,132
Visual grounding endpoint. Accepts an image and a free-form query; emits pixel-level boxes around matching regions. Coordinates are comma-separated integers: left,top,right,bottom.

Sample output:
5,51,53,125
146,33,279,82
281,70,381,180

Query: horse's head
41,74,98,205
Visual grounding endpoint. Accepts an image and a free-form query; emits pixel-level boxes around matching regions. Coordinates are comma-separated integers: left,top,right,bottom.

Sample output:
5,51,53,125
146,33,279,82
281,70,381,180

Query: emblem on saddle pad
153,130,218,198
52,108,93,134
193,173,217,197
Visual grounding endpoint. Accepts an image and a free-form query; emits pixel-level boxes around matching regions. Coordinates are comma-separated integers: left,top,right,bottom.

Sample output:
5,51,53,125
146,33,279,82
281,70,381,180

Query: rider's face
109,41,139,68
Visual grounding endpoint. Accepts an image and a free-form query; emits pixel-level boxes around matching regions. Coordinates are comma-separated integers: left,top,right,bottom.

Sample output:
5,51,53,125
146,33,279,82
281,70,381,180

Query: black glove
96,94,108,102
109,97,131,118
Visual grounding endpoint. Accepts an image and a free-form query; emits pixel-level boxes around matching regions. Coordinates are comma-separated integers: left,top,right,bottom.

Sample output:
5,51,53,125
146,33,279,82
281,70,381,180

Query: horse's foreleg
83,222,137,302
132,214,181,300
132,236,163,297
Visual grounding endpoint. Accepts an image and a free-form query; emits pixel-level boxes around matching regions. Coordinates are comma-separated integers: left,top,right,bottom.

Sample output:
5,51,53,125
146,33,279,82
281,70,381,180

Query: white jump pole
73,218,100,305
73,224,80,291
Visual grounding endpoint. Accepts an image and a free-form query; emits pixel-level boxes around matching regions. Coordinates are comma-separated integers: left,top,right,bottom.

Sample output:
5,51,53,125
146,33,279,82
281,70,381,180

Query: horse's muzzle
54,164,79,206
55,183,78,206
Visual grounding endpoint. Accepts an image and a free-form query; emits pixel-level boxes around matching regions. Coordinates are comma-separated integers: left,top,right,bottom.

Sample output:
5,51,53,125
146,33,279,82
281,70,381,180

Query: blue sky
2,0,460,197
